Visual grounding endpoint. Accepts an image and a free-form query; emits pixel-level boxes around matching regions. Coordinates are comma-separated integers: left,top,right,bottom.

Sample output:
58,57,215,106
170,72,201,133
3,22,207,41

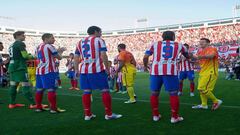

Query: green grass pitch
0,72,240,135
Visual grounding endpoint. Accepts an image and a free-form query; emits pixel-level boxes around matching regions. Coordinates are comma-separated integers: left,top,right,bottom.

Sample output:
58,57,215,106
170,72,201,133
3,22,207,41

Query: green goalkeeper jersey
8,40,28,73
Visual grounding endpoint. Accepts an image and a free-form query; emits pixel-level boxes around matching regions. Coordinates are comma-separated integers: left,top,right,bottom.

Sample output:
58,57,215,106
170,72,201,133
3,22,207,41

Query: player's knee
199,90,207,94
47,89,56,92
36,89,44,93
126,84,134,88
169,90,178,96
102,89,109,93
83,90,92,94
151,91,159,96
203,90,210,94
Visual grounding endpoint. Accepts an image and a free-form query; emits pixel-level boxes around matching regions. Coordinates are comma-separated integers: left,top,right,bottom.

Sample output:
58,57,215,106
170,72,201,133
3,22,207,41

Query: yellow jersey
27,59,38,75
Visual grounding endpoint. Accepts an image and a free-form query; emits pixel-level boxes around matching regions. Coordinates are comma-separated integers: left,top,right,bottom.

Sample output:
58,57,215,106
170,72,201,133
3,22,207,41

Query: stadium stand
0,17,240,71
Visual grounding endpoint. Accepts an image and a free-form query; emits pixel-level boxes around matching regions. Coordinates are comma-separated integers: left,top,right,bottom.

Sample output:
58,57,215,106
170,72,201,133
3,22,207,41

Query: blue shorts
150,75,179,91
80,71,109,90
67,71,75,79
179,70,195,80
36,72,57,89
55,72,60,80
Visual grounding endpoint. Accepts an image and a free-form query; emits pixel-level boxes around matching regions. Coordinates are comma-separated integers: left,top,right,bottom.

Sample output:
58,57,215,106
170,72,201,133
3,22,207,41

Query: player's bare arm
66,59,70,66
143,54,150,72
55,47,66,60
101,51,109,74
54,54,63,60
116,60,124,73
131,56,137,67
74,55,80,77
57,47,66,54
182,52,192,59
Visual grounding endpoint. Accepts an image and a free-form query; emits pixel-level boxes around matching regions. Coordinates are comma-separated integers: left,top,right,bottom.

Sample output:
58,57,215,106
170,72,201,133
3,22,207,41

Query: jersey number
162,46,173,59
82,43,91,58
8,46,13,58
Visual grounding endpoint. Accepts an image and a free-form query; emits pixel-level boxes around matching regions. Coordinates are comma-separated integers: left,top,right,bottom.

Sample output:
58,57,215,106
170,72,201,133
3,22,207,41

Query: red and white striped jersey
145,40,188,76
66,58,74,71
55,59,60,72
36,43,58,75
178,54,194,71
109,66,116,78
75,36,107,74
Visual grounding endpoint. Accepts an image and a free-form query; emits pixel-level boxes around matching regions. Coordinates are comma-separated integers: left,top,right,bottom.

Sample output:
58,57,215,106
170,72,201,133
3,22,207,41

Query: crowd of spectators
0,24,240,71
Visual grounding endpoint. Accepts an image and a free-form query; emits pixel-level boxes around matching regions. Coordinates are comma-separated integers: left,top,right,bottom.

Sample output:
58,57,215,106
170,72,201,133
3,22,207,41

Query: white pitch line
1,89,239,109
58,93,240,109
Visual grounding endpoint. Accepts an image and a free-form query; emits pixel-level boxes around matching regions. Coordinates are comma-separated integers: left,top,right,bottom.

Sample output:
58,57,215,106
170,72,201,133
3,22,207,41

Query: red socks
74,80,78,88
58,80,62,86
150,94,180,118
190,82,195,92
180,81,194,92
82,94,92,116
179,82,183,92
71,80,78,88
82,92,112,116
170,95,179,118
35,92,43,109
70,80,74,88
48,91,57,110
102,92,112,116
150,95,159,116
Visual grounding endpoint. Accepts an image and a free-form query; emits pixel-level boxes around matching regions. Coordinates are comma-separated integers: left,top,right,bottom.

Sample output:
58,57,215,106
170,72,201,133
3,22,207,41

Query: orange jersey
197,47,219,75
118,50,136,67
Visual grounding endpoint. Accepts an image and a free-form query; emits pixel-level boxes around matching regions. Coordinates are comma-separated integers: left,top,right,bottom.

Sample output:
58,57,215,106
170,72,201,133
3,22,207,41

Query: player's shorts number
82,43,91,58
162,46,173,59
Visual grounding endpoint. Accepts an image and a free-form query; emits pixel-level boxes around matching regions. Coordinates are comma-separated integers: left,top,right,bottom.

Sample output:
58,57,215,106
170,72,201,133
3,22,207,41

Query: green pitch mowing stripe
0,72,239,135
55,92,240,109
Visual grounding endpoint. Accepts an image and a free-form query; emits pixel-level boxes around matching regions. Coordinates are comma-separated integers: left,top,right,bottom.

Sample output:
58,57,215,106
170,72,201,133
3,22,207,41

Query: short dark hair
13,31,25,39
118,43,126,49
200,38,210,43
87,26,101,35
69,53,74,56
0,42,2,45
183,43,189,48
42,33,53,41
162,31,175,41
